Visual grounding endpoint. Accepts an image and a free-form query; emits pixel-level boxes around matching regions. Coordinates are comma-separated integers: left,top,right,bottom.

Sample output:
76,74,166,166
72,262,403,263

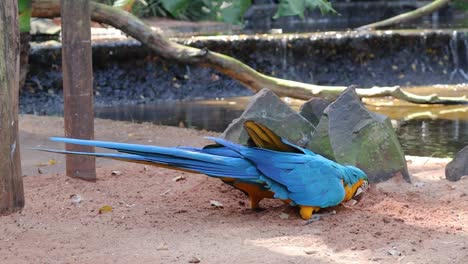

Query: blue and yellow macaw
35,121,369,219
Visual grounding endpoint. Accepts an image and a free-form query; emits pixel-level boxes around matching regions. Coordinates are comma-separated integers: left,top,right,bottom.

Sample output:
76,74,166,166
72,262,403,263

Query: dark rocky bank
21,29,468,115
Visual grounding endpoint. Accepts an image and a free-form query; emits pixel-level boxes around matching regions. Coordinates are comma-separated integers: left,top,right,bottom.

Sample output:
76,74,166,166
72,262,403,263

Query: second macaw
35,121,369,219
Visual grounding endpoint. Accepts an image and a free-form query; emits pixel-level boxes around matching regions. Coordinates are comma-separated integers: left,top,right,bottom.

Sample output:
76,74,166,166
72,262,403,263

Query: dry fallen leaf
98,205,113,214
36,159,57,167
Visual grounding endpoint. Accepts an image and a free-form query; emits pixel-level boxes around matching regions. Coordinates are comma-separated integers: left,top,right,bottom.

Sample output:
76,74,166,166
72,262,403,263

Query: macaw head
342,165,369,203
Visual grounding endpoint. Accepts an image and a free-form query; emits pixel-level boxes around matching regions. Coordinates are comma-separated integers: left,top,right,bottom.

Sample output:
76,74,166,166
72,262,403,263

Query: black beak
352,187,365,203
352,181,369,204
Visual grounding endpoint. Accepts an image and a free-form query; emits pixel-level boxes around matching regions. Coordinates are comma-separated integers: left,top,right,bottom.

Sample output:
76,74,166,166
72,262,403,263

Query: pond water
95,85,468,158
243,1,467,34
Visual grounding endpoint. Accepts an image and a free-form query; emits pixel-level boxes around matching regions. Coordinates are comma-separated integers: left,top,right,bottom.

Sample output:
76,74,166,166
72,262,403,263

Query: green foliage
113,0,148,11
18,0,32,33
305,0,335,14
221,0,252,24
104,0,334,25
160,0,191,18
454,0,468,11
274,0,335,19
158,0,252,24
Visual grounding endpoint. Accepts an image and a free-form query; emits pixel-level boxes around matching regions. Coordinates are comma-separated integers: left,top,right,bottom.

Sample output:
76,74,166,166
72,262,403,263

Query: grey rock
222,88,315,147
299,98,331,126
446,145,468,182
307,87,410,183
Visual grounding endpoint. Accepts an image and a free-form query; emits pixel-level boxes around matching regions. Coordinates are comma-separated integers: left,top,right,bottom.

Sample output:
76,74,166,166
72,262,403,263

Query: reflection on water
95,100,246,133
395,119,468,157
95,93,468,158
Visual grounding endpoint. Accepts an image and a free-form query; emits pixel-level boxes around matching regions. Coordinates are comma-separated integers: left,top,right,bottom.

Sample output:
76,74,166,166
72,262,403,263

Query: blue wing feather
207,137,346,207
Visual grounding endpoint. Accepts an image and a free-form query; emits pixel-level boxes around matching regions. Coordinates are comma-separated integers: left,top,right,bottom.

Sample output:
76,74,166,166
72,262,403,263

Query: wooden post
0,0,25,214
61,0,96,180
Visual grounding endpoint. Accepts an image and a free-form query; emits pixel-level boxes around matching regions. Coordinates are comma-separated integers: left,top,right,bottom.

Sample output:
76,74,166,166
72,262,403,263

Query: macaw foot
299,206,321,220
248,195,264,210
231,181,274,210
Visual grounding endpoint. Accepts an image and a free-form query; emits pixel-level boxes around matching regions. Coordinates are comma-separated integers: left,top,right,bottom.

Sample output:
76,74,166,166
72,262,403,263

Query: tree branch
357,0,452,30
31,0,468,104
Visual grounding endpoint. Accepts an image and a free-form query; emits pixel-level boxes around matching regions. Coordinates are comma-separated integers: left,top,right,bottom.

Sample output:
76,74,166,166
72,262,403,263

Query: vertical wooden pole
61,0,96,180
0,0,25,214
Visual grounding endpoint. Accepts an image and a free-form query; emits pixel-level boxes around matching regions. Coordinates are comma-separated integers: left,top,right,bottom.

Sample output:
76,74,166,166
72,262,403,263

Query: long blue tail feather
40,137,261,179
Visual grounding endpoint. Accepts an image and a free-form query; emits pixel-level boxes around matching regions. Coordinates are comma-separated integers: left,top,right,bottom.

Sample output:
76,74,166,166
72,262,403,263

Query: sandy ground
1,115,467,264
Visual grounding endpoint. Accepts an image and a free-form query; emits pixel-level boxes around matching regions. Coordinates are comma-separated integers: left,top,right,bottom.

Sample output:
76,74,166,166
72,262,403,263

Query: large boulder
445,145,468,181
222,88,315,147
307,87,410,183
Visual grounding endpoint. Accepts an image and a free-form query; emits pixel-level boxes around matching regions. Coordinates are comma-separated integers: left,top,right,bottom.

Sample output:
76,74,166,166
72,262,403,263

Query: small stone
111,170,123,176
210,200,223,208
172,176,186,182
383,217,392,223
394,218,405,223
414,182,425,187
279,213,290,220
70,194,82,205
388,249,401,256
304,249,318,255
188,257,201,263
156,243,168,251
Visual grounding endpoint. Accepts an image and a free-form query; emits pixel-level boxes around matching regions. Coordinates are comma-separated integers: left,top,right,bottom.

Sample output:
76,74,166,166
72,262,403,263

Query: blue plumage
35,121,369,219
